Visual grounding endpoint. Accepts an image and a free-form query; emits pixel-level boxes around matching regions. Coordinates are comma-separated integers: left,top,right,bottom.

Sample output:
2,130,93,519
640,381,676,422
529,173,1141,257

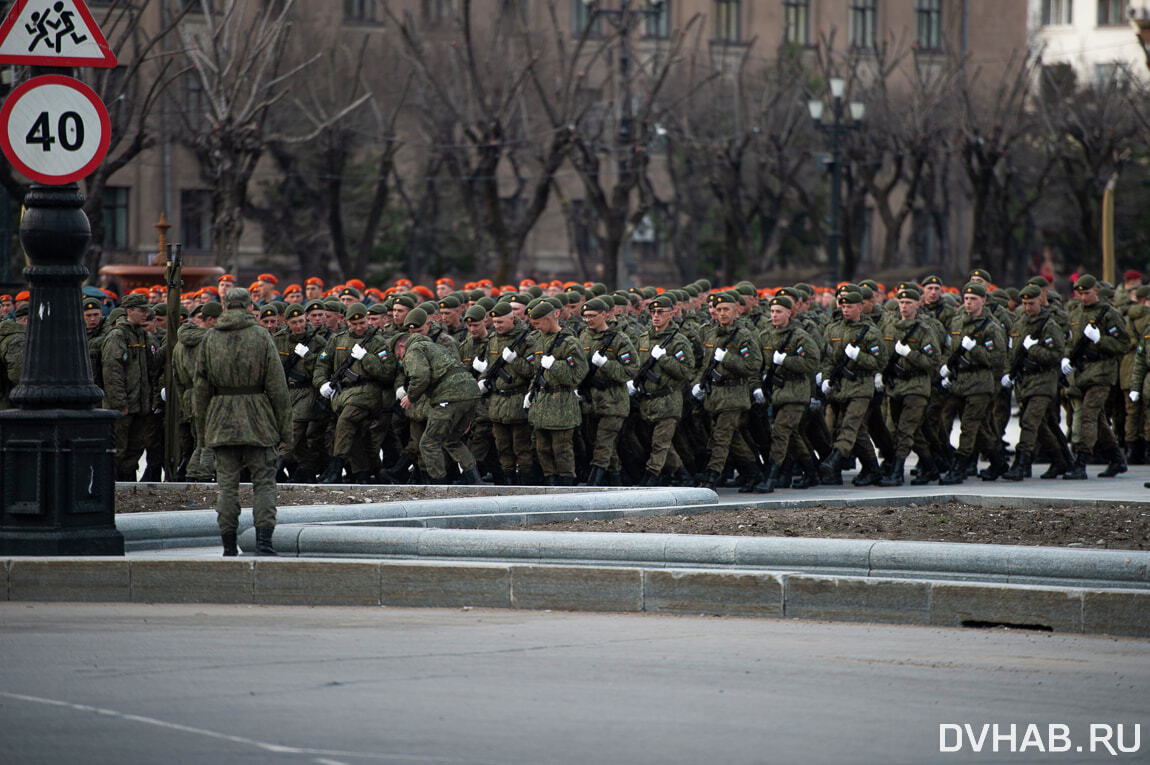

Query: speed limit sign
0,74,110,185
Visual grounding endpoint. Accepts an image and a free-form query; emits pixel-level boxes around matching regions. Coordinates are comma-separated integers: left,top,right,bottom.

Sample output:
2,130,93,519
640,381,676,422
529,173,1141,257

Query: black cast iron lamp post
808,76,865,283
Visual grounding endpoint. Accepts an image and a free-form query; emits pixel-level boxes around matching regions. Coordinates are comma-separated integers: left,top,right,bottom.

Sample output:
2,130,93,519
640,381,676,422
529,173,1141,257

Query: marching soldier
273,303,327,482
523,299,588,485
578,297,639,485
480,302,537,484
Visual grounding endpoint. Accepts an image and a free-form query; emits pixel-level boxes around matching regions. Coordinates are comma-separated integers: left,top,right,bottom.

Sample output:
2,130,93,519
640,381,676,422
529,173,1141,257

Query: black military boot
141,464,162,483
608,471,623,486
737,462,763,493
910,453,940,485
1098,445,1128,477
671,467,693,486
753,462,779,494
818,449,846,485
458,465,485,485
1062,451,1088,480
878,456,906,487
221,532,238,557
938,454,974,485
585,466,606,486
639,470,661,487
774,459,794,489
697,470,720,490
1002,450,1032,481
790,459,820,490
319,458,345,484
851,450,883,487
1040,445,1072,479
1129,438,1146,465
290,465,316,484
384,455,414,481
254,527,277,556
979,448,1009,481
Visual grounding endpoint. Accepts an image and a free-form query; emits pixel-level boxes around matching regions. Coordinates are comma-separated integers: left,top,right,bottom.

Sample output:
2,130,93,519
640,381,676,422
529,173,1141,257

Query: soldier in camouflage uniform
273,303,327,482
478,301,537,484
523,299,588,485
172,302,221,481
577,297,639,485
0,303,28,409
1121,285,1150,464
101,293,157,481
459,304,500,482
193,288,290,556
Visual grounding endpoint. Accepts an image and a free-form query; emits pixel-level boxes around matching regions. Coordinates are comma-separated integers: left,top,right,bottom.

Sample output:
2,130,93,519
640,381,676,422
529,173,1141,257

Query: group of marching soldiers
16,264,1150,490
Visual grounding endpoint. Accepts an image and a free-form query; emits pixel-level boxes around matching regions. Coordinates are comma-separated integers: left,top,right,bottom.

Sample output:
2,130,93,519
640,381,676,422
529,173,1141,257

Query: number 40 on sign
0,74,110,185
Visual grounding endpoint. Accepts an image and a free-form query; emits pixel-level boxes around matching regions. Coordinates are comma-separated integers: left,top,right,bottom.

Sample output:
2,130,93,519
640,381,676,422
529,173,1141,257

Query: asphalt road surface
1,604,1146,764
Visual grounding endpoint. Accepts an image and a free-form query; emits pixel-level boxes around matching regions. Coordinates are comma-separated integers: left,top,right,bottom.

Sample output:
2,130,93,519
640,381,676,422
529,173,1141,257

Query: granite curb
3,557,1147,637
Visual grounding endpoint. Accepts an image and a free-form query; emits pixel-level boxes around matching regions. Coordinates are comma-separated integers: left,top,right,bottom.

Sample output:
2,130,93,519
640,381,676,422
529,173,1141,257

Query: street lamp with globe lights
808,76,865,282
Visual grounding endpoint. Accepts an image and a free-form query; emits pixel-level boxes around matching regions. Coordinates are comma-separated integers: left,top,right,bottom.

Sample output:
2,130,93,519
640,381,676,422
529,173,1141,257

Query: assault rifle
690,329,741,410
824,326,871,394
632,320,683,397
943,315,992,383
578,329,620,397
524,330,568,408
1067,304,1112,370
1008,314,1052,381
282,329,314,387
883,321,920,382
761,328,796,399
480,329,530,396
331,325,378,396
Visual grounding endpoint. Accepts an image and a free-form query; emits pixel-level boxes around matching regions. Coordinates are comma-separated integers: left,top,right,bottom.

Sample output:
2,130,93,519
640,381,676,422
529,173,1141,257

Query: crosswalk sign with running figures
0,0,117,68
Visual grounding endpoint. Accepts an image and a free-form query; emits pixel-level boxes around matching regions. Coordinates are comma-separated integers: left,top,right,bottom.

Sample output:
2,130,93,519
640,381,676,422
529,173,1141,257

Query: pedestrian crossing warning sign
0,0,116,68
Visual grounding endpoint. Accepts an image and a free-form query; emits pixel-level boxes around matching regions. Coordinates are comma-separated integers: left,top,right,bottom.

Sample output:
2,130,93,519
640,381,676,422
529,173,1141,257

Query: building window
644,0,671,38
184,71,206,119
783,0,810,46
713,0,741,42
915,0,942,50
849,0,877,49
1097,0,1124,25
343,0,376,23
1094,62,1129,88
1041,0,1072,25
572,0,602,36
181,0,214,11
422,0,452,27
103,187,129,250
180,190,213,252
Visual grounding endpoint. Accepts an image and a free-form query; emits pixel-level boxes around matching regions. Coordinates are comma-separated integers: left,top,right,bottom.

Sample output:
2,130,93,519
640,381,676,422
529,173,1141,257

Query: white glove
961,335,976,351
820,379,831,395
160,387,166,402
395,385,406,400
502,347,517,362
772,350,787,366
714,347,727,362
1130,390,1140,403
873,373,883,391
650,345,666,360
541,354,555,370
844,343,859,360
1061,357,1073,376
1000,374,1013,389
591,351,608,368
752,388,765,404
691,383,705,400
319,382,334,399
522,393,532,409
477,379,488,395
351,344,366,360
1084,324,1101,343
472,357,488,373
294,343,309,358
941,378,952,390
939,364,950,379
574,390,582,402
1022,335,1038,350
895,340,911,357
626,380,637,396
815,372,823,386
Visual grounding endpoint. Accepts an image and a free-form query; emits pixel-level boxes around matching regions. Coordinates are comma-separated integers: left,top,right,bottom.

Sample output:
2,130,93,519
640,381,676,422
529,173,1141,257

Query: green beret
708,291,737,306
529,300,556,320
793,283,814,297
324,299,345,314
464,304,487,323
106,307,125,324
82,296,103,311
776,286,801,301
564,284,588,298
1135,285,1150,300
345,302,368,321
1004,287,1020,301
546,296,564,311
438,295,461,310
190,304,204,318
695,278,712,291
201,302,223,319
857,285,874,301
1074,274,1098,291
403,307,428,329
477,296,496,310
837,291,862,305
1026,275,1050,289
259,306,278,319
368,302,388,315
1018,284,1042,300
14,303,30,318
769,295,793,310
734,281,757,296
285,304,306,320
858,279,879,291
649,294,675,310
489,302,512,318
895,288,922,301
589,282,608,296
394,294,417,309
683,284,700,297
525,285,543,298
469,288,486,302
152,303,168,316
582,297,610,314
505,293,529,306
554,291,574,305
414,301,437,317
640,286,658,300
609,293,625,307
836,283,860,295
968,268,992,283
921,275,943,287
1099,286,1115,301
962,281,987,298
121,293,148,309
304,299,325,313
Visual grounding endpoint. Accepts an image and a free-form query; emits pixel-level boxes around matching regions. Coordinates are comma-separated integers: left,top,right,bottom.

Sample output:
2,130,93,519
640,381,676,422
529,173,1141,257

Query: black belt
494,387,527,395
713,380,747,387
642,388,677,399
216,385,263,395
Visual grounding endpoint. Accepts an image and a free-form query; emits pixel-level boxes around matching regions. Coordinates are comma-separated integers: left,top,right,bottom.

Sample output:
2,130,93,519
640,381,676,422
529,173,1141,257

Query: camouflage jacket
578,324,638,418
525,329,587,430
400,333,479,406
758,321,820,407
101,320,155,413
634,321,695,422
696,321,762,413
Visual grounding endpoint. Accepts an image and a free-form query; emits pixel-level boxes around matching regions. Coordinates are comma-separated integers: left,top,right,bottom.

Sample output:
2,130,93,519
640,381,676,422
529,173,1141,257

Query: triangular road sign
0,0,117,68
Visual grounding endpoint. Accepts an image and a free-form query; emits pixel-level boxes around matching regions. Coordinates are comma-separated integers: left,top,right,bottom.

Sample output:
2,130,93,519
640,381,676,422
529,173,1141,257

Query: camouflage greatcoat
481,322,535,425
274,325,325,420
0,319,24,408
193,309,291,449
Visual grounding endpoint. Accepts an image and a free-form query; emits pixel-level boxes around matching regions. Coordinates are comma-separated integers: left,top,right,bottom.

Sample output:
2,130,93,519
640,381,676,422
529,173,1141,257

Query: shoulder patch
869,344,880,355
674,349,686,361
922,343,933,354
1108,325,1120,337
377,348,388,360
739,347,750,357
983,338,995,351
319,350,328,360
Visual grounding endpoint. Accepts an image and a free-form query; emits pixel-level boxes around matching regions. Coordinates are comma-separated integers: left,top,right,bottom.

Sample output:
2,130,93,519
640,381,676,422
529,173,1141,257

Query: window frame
572,0,603,38
180,189,213,253
1096,0,1124,26
643,0,671,39
103,186,130,251
849,0,878,50
783,0,811,47
914,0,942,51
713,0,742,44
1041,0,1072,26
343,0,378,24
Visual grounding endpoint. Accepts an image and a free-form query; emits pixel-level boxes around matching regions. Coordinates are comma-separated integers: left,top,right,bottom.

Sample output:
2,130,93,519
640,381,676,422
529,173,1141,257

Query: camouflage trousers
1069,384,1118,454
492,421,534,472
586,413,625,471
421,400,477,480
888,394,929,460
214,444,277,534
333,403,380,474
769,403,811,465
1016,394,1062,457
113,413,153,481
642,417,683,475
705,409,757,474
535,427,576,479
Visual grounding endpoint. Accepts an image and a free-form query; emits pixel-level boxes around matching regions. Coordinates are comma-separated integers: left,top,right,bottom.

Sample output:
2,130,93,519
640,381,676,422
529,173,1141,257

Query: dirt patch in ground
526,501,1150,551
115,486,1150,551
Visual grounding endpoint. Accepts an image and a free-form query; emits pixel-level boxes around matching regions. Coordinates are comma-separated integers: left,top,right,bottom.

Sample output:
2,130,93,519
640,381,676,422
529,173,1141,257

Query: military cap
106,307,125,324
525,285,544,298
858,279,879,292
403,307,428,329
564,284,588,297
582,297,611,314
649,294,675,310
962,281,987,298
324,299,345,314
1135,285,1150,301
695,278,712,291
793,283,814,298
338,286,360,299
121,293,148,309
589,282,608,296
1073,274,1098,291
895,281,921,293
501,293,527,306
708,291,738,306
465,288,484,302
895,288,921,301
1027,275,1050,289
1124,269,1143,282
270,300,286,314
343,302,367,321
259,306,278,320
683,284,700,297
394,293,418,309
477,296,496,310
921,275,943,287
1100,286,1115,301
489,301,513,318
769,295,793,310
257,273,278,284
464,304,487,323
1018,284,1042,300
776,286,801,301
837,291,863,305
285,304,306,320
82,296,102,311
529,300,556,320
304,299,326,313
201,302,223,319
438,295,461,310
640,286,658,300
544,297,563,312
968,268,992,283
190,303,204,318
734,281,757,296
835,282,860,295
608,293,626,307
1100,279,1114,290
14,303,29,318
1004,287,1020,302
153,303,169,316
368,302,389,315
857,285,874,301
554,291,573,305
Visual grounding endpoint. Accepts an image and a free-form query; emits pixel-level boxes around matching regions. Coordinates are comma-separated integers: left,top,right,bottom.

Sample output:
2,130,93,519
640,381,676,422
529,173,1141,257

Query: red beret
283,283,302,295
257,273,278,284
346,278,365,291
435,277,455,287
0,294,11,301
218,273,235,282
305,277,324,287
1124,269,1143,281
15,290,30,301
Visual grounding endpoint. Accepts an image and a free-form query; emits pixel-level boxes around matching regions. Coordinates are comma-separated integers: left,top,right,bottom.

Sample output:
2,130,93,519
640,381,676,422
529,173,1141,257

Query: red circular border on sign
0,74,111,185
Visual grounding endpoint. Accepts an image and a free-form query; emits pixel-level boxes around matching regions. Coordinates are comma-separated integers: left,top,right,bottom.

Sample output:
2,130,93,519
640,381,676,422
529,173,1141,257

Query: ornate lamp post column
809,77,865,283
